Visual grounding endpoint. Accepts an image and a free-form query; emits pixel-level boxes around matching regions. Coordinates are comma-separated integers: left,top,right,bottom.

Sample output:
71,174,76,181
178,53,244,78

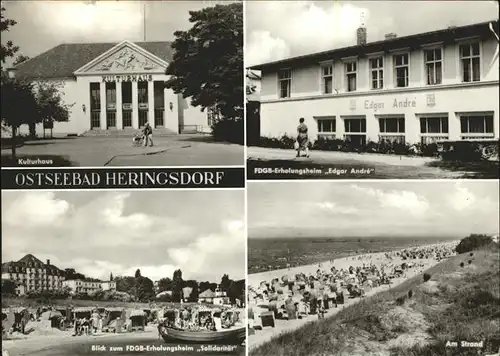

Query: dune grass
250,245,500,356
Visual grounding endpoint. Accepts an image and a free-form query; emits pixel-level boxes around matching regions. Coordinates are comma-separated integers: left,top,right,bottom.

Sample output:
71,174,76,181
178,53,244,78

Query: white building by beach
62,279,116,295
1,254,65,295
8,40,211,136
249,20,499,145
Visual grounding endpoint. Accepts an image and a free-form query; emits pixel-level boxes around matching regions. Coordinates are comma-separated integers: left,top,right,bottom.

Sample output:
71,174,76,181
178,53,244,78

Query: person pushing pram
132,122,154,147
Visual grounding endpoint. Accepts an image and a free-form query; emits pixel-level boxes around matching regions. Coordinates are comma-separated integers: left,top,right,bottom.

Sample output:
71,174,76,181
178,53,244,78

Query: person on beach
296,118,309,158
91,310,100,334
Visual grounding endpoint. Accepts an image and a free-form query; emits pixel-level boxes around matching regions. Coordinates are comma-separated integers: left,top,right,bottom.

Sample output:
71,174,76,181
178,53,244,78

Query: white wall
260,38,499,101
260,83,499,143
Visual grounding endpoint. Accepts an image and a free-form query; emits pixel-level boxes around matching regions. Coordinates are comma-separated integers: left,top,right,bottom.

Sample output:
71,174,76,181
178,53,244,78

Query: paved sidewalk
247,147,466,179
1,136,244,166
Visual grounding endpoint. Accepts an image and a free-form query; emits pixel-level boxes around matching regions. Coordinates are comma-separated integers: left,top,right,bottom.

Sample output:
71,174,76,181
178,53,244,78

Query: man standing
142,122,154,147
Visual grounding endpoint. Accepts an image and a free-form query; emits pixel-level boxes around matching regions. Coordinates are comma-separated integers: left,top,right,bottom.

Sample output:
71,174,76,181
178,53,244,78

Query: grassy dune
250,245,500,356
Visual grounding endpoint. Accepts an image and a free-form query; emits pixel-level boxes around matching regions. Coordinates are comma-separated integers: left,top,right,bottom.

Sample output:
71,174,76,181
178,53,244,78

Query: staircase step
81,128,178,137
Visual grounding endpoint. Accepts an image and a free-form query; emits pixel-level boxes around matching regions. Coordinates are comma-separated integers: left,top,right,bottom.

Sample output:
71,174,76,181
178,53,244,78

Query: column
132,81,139,129
99,82,106,130
147,80,155,127
448,111,461,141
336,116,345,139
116,82,123,130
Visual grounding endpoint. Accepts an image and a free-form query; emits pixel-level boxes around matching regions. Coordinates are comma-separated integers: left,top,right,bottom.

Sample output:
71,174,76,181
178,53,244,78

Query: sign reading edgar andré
364,97,418,112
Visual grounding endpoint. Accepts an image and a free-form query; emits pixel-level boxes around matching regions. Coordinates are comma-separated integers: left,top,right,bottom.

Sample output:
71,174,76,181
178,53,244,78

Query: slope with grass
250,245,500,356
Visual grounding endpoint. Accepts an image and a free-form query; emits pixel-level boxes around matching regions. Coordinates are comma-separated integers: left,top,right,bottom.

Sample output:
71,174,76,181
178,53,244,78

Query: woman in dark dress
296,118,309,158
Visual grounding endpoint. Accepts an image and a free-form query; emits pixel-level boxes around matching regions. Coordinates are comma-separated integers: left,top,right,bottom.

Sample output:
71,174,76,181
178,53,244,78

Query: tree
227,279,244,304
33,81,70,136
13,55,29,66
165,3,243,143
0,6,19,65
135,269,141,278
109,272,113,281
199,281,217,294
1,279,17,296
135,276,155,302
220,274,231,293
455,234,494,254
157,277,172,293
1,78,39,158
171,269,184,303
185,280,199,302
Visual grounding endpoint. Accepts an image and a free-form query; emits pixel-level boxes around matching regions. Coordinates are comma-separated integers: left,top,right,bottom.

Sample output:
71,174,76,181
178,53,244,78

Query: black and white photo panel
1,1,243,167
246,180,500,356
245,1,499,179
1,190,246,356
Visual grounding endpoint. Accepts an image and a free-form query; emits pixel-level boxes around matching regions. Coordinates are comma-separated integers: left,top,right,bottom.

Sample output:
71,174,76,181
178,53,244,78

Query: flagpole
143,2,146,41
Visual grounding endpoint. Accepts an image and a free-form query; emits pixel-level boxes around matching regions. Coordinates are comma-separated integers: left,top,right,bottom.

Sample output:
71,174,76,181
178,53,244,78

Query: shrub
423,273,431,282
408,290,413,299
456,234,494,254
211,118,243,144
395,295,406,305
470,252,474,256
460,262,465,268
468,260,472,265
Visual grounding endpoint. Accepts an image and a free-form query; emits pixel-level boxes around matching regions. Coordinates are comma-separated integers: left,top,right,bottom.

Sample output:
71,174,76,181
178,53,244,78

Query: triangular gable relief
75,41,168,76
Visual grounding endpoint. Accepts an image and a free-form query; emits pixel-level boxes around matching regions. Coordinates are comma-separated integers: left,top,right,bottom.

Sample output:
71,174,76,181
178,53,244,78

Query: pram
132,133,145,147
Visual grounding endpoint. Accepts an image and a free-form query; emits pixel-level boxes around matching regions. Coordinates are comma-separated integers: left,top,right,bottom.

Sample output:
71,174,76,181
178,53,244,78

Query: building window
379,117,405,133
316,117,336,138
379,117,405,143
278,69,291,98
344,118,366,146
419,116,449,144
321,64,333,94
460,114,494,138
394,53,409,88
370,57,384,89
424,48,442,85
460,42,480,82
345,62,357,92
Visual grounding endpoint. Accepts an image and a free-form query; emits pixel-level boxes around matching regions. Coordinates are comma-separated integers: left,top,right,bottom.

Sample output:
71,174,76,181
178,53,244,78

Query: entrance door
122,82,133,128
106,83,117,129
153,81,165,128
138,81,149,127
89,83,101,129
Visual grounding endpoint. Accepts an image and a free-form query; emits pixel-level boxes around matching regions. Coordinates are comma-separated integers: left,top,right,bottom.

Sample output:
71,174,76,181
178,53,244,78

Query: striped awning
129,310,146,317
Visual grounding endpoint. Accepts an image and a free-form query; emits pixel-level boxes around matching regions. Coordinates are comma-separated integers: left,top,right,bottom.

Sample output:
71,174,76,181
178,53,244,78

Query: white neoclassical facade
10,40,210,136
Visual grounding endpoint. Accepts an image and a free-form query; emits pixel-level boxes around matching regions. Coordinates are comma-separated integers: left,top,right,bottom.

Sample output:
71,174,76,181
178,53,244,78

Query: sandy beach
247,241,458,350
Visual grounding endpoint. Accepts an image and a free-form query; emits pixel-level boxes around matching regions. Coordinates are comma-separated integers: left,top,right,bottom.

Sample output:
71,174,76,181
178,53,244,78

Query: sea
248,236,457,274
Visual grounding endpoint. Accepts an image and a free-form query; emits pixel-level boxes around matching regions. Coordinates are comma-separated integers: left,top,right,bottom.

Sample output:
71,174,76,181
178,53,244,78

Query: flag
489,22,499,67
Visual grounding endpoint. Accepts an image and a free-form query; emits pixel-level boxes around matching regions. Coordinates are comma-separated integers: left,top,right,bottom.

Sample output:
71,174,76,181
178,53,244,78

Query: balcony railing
317,133,336,140
460,133,495,141
420,134,449,145
378,134,406,143
179,125,203,134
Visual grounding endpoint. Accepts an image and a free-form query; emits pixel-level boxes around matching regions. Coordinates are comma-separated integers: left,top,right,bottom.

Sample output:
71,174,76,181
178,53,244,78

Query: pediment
74,40,168,76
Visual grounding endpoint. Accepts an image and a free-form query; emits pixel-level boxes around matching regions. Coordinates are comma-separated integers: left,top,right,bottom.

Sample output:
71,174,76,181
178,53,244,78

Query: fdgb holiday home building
251,20,499,146
8,40,210,136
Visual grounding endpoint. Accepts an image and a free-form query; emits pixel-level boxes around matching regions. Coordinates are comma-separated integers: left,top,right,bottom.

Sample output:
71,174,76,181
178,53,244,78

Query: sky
1,190,245,283
248,181,500,239
1,0,227,66
245,0,500,66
